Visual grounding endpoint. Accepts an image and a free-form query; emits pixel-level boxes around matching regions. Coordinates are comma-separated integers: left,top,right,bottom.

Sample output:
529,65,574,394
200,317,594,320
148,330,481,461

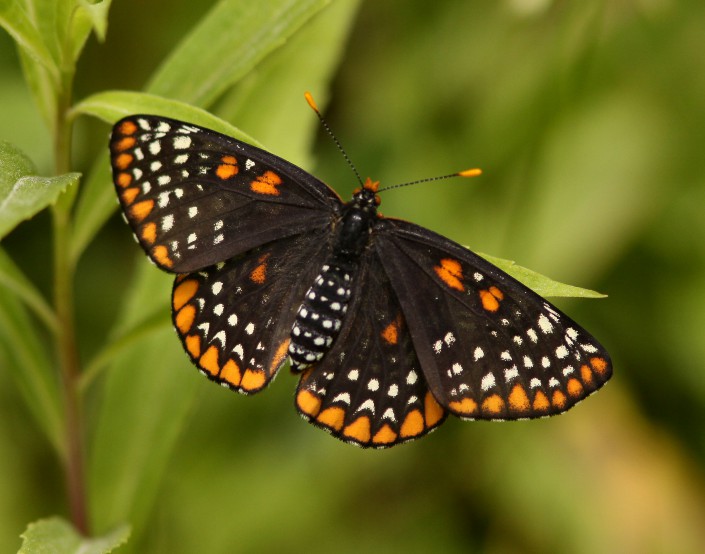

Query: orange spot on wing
141,221,157,244
372,424,397,446
424,391,445,427
434,258,464,291
116,172,133,188
249,254,270,284
580,364,594,386
241,369,267,392
481,394,505,415
532,390,550,412
488,286,504,300
449,397,478,416
115,136,136,151
114,153,134,170
173,279,199,310
590,357,609,377
400,410,424,438
199,345,221,376
567,378,584,398
121,187,139,205
130,199,154,222
269,339,290,373
316,407,346,432
296,389,322,417
152,245,173,268
185,334,201,358
221,359,242,386
551,390,567,410
343,416,371,444
251,170,282,195
381,315,402,345
118,120,138,135
216,155,239,179
508,384,530,413
479,287,504,312
175,304,196,333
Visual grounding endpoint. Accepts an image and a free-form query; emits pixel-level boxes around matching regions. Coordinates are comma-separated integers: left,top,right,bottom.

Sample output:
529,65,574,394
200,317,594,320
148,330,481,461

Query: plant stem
53,67,89,536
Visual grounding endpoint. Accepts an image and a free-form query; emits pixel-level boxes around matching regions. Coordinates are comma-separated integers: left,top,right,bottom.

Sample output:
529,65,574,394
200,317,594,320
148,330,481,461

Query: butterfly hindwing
172,229,332,393
110,115,341,273
375,219,612,421
295,252,447,447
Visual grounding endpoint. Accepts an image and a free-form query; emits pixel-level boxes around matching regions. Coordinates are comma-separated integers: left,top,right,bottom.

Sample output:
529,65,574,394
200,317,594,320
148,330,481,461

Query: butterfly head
352,177,382,212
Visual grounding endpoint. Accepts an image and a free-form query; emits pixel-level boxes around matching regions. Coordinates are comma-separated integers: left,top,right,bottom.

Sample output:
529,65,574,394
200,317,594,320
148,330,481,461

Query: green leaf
19,517,130,554
0,139,36,180
0,246,57,331
70,90,259,142
0,0,59,80
147,0,330,107
0,141,79,239
18,45,58,132
0,177,78,238
70,1,112,59
69,91,260,263
478,252,607,298
216,0,362,165
0,260,63,456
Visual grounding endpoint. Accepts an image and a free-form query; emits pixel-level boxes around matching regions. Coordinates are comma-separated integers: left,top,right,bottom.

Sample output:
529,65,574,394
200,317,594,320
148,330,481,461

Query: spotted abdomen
288,262,354,370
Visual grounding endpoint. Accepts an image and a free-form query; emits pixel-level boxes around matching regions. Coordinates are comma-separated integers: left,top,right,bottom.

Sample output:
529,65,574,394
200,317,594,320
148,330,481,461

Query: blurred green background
2,0,705,552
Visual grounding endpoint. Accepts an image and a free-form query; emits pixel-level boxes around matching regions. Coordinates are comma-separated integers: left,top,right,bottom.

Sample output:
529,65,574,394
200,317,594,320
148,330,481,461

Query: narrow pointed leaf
479,252,606,298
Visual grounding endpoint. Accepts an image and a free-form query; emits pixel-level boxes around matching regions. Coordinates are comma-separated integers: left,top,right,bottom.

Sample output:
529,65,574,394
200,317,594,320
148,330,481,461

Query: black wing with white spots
110,115,341,273
375,219,612,421
294,251,447,447
171,229,332,394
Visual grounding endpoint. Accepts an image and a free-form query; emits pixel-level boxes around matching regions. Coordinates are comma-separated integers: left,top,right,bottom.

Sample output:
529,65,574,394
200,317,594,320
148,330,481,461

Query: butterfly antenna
377,168,482,193
305,92,364,187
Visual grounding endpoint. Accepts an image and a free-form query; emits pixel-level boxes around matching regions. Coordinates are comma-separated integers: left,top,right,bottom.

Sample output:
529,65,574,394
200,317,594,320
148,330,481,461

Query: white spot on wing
173,135,192,149
161,214,174,231
481,372,496,391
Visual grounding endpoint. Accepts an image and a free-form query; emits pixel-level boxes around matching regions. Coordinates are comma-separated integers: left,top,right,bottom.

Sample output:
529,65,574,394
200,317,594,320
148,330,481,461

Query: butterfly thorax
287,180,380,371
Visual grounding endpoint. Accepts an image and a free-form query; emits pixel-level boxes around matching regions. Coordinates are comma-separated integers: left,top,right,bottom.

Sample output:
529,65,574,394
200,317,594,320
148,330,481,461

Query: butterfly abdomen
288,192,379,371
288,260,355,370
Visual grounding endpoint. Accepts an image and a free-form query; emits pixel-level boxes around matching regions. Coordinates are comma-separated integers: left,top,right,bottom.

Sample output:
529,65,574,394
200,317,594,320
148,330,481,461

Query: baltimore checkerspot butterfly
109,93,612,448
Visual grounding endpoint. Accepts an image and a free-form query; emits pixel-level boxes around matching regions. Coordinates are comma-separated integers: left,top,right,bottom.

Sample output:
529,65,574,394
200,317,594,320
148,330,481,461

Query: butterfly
109,98,612,448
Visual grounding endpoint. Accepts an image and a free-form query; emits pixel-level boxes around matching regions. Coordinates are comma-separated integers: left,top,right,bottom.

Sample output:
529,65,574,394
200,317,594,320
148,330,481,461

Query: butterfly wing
172,228,333,393
294,251,447,447
110,115,342,273
375,219,612,420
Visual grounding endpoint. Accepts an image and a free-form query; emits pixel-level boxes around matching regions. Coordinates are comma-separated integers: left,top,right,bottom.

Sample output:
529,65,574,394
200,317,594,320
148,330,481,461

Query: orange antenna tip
458,168,482,178
304,91,320,113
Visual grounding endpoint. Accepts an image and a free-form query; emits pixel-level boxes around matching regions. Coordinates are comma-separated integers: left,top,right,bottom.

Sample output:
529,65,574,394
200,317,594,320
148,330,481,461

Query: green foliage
2,0,705,553
0,141,78,239
478,252,606,299
19,517,129,554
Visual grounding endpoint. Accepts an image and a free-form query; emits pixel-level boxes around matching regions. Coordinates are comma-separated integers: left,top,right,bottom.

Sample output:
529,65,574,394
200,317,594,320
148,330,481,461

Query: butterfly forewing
295,252,447,447
110,115,341,273
375,219,612,421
